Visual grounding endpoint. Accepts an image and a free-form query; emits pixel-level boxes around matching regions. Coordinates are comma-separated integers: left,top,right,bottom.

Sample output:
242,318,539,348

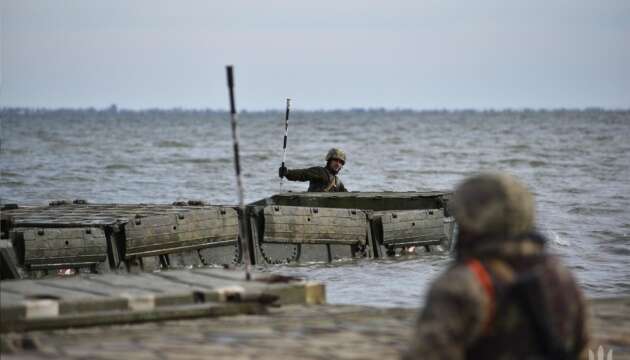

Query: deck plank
0,268,325,333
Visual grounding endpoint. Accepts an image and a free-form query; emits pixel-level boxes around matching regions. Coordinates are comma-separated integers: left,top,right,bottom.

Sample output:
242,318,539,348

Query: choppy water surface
1,109,629,307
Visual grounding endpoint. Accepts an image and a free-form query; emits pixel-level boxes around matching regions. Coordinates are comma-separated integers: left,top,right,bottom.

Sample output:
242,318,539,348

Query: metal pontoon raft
0,191,455,279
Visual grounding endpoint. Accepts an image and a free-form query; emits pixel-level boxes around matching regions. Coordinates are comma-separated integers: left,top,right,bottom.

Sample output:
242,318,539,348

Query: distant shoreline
2,107,629,114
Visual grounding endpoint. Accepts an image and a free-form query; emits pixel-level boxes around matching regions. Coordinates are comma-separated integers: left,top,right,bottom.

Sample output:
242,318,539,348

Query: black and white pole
226,65,251,279
280,98,291,192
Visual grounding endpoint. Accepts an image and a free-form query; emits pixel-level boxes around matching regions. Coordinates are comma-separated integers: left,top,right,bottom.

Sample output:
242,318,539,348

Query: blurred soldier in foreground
403,173,589,360
279,148,348,192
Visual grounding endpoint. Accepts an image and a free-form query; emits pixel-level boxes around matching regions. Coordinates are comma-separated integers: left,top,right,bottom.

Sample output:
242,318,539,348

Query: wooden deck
0,267,324,333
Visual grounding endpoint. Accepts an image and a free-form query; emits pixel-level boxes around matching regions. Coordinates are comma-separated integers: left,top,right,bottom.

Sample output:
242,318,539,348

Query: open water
1,109,629,307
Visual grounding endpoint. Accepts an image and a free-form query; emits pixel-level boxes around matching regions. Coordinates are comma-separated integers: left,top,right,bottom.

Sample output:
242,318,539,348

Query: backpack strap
466,258,496,335
467,258,518,335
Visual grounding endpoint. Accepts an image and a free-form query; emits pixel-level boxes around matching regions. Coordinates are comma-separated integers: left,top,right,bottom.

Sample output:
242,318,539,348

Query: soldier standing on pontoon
279,148,348,192
403,172,589,360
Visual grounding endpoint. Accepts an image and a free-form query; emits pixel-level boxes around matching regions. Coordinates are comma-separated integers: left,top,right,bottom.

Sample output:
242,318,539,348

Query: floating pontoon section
125,207,238,257
1,203,240,278
1,191,455,278
263,206,366,245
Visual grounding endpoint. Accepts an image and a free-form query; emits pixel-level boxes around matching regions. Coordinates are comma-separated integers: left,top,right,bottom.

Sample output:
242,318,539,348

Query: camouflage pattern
325,148,346,163
285,166,348,192
403,173,589,360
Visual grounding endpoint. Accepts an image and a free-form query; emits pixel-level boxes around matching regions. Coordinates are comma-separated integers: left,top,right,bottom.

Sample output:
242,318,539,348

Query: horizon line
2,106,629,113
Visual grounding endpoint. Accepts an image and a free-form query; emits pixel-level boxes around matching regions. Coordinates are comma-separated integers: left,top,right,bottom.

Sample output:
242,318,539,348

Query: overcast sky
1,1,629,110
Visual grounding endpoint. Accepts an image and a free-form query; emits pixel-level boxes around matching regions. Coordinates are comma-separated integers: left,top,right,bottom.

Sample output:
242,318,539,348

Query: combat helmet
325,148,346,164
450,172,534,238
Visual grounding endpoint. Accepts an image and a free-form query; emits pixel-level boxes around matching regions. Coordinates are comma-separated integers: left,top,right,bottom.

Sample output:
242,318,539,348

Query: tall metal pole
280,98,291,192
226,65,251,279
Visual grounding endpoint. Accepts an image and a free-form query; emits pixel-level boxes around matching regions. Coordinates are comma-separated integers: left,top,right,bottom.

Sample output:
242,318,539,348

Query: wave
0,180,26,187
245,153,272,161
105,164,135,170
605,245,630,256
548,231,570,246
507,144,531,151
559,187,589,195
1,148,30,155
34,130,66,144
594,135,613,142
46,175,94,183
176,157,231,165
568,206,624,215
497,158,548,167
154,140,194,148
1,171,21,178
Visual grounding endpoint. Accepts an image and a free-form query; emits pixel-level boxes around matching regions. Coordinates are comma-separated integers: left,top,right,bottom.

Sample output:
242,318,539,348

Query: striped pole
225,65,251,278
280,98,291,192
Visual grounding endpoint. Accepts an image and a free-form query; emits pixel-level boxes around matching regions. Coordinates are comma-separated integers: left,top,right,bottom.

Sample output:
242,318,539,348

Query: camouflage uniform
282,148,348,192
285,166,348,192
403,173,589,360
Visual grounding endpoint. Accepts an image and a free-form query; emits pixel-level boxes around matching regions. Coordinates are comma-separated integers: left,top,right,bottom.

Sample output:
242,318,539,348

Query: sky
1,1,629,110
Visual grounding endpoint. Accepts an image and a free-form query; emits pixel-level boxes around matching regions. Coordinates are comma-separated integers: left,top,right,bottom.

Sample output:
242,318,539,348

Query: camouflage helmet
325,148,346,164
451,172,535,238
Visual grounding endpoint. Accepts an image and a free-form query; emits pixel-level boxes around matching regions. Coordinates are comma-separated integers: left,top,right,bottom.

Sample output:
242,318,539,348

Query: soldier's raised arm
278,148,347,192
282,166,328,183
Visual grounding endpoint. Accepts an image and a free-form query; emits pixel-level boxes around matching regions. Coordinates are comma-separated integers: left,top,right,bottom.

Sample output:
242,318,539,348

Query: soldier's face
329,158,344,172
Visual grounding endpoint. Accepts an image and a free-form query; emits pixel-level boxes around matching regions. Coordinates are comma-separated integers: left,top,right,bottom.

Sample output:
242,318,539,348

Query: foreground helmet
451,172,534,238
325,148,346,164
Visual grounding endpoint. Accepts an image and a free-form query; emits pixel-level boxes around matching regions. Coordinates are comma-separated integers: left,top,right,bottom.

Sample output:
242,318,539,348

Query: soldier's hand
279,166,288,178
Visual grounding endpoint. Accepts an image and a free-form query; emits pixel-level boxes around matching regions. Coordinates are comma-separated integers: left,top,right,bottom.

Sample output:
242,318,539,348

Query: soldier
278,148,349,192
403,172,589,360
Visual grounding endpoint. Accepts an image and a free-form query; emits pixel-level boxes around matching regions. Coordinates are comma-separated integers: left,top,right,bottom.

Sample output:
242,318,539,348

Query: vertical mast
225,65,251,278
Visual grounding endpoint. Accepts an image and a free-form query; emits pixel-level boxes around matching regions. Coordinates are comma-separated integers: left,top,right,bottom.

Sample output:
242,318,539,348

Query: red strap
467,258,496,334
